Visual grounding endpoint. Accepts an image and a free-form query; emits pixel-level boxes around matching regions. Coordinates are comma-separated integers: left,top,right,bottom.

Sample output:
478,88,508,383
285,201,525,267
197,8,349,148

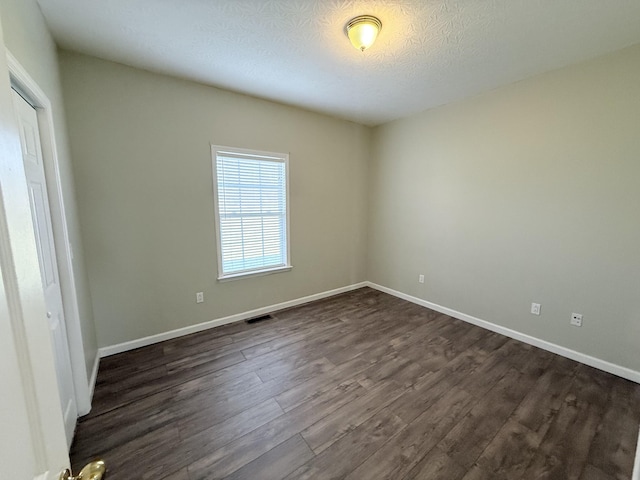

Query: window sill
217,265,293,282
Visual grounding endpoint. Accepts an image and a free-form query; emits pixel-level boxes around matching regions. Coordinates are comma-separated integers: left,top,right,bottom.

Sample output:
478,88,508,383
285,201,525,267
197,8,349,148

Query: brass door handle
59,459,106,480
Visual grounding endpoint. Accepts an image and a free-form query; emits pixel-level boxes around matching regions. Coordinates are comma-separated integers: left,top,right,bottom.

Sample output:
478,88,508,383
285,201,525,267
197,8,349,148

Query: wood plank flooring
71,287,640,480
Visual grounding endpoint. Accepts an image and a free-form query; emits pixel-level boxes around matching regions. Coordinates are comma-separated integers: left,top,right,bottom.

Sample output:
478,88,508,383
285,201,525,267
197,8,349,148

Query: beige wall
369,44,640,372
0,0,97,380
59,51,370,348
57,40,640,374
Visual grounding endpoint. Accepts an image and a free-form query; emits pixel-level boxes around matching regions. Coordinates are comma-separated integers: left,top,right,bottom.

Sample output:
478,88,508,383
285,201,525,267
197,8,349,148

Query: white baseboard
88,352,100,400
98,282,368,358
97,279,640,385
366,282,640,384
633,427,640,480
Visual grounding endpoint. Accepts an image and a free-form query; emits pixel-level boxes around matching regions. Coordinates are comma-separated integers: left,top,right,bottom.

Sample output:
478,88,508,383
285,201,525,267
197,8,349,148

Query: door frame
0,14,70,478
7,50,92,416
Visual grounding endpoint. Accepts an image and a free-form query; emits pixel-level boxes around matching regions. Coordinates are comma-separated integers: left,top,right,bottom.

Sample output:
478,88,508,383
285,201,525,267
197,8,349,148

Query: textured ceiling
37,0,640,125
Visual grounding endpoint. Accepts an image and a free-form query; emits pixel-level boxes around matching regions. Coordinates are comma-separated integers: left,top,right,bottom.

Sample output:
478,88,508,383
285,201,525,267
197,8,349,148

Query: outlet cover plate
571,313,583,327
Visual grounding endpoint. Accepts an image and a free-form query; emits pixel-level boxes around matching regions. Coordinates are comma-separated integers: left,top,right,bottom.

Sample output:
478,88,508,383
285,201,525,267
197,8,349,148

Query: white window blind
212,146,290,279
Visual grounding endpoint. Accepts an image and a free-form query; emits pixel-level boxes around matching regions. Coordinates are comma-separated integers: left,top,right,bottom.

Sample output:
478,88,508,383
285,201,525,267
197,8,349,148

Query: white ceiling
37,0,640,126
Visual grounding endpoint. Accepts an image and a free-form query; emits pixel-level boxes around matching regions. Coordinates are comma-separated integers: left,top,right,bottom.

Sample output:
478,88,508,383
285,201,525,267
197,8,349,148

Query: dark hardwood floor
71,287,640,480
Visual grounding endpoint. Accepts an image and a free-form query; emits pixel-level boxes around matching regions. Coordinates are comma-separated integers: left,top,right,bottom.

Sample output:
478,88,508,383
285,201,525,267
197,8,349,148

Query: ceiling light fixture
346,15,382,52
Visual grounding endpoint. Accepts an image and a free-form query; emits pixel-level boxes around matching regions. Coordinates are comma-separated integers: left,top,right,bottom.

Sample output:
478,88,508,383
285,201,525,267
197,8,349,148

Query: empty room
1,1,639,479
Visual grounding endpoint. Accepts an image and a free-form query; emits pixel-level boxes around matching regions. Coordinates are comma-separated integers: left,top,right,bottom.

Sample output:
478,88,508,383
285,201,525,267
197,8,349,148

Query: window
212,145,291,280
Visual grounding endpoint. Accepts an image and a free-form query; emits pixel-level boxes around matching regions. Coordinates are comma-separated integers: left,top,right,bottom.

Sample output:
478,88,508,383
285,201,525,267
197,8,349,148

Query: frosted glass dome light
346,15,382,52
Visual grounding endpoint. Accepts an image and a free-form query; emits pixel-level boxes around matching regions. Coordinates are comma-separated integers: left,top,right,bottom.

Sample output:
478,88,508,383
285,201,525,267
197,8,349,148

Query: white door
11,88,77,447
0,15,69,478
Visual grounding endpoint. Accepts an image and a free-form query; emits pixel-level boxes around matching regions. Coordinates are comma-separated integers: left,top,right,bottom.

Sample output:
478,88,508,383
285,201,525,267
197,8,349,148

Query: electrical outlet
531,303,541,315
571,313,583,327
196,292,204,304
418,274,425,284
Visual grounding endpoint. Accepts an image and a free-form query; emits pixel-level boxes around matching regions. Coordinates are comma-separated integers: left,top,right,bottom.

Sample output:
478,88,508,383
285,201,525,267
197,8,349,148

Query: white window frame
211,145,292,281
